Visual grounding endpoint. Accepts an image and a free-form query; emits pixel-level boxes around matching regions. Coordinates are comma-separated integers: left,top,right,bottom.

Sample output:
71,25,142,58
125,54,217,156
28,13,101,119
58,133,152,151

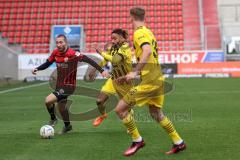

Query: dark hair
130,7,145,21
56,34,67,42
111,28,129,40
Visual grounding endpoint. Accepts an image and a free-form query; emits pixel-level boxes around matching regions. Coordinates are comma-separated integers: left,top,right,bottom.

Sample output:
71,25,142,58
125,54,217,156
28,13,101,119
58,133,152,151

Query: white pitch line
0,82,48,94
174,90,240,95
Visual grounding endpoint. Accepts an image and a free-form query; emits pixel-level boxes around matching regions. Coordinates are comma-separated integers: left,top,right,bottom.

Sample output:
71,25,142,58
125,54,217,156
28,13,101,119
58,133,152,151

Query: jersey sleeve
99,59,107,67
98,49,112,66
47,51,56,63
134,30,151,48
117,44,131,60
101,51,113,62
79,55,104,73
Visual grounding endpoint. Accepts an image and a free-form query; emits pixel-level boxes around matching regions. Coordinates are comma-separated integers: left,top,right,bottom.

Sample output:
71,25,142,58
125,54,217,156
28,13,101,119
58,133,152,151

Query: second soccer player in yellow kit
115,7,186,156
88,29,134,126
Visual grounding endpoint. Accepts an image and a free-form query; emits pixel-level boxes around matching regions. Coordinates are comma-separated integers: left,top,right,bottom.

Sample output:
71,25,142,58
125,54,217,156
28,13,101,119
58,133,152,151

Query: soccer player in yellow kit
88,29,134,126
115,7,186,156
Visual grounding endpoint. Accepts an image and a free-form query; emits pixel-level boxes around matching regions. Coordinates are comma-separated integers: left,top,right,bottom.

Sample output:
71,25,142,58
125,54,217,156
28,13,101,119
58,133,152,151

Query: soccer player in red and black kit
32,34,109,134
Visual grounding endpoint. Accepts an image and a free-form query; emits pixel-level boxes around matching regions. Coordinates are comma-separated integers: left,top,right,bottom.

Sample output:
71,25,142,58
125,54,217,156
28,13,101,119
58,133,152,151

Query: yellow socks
160,117,183,145
122,112,142,142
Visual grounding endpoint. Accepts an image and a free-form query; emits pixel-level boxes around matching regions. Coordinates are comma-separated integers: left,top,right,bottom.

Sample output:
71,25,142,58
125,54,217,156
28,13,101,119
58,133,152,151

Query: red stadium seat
177,10,183,16
42,37,49,43
14,24,22,31
7,31,15,38
99,36,105,42
0,0,185,53
178,22,183,28
21,37,28,43
178,34,184,40
8,37,15,44
22,20,30,26
178,16,183,22
15,37,21,43
163,0,169,4
177,0,183,4
171,28,177,34
15,31,22,37
92,36,98,42
21,31,28,37
178,28,183,34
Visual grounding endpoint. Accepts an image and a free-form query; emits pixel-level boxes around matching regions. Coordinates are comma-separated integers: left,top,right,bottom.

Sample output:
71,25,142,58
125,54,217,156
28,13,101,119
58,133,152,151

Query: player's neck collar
136,25,145,30
61,47,69,54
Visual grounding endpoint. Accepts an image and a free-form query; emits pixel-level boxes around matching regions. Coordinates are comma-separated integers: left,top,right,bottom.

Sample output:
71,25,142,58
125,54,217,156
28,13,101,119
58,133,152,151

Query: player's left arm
76,52,110,78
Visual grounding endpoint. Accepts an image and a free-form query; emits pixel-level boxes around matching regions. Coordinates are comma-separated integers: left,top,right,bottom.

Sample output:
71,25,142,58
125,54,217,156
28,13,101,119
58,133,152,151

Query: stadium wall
17,53,103,81
0,42,18,80
18,51,240,81
218,0,240,36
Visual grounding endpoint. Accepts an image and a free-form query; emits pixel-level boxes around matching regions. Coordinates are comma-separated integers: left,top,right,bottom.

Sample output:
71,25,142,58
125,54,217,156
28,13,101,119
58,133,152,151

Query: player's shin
47,104,56,120
160,117,183,145
122,112,142,142
58,101,71,127
96,100,106,115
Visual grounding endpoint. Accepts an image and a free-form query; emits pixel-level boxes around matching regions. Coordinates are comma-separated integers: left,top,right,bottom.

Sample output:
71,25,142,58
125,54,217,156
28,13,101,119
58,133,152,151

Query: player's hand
32,68,38,75
101,71,110,78
125,71,138,82
115,76,127,85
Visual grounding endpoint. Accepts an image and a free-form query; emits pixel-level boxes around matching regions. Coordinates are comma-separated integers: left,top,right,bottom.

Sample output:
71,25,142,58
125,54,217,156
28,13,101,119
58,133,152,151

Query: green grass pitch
0,78,240,160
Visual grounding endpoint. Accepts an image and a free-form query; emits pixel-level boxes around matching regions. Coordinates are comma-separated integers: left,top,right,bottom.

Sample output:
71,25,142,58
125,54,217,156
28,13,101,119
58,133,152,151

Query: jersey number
152,40,158,63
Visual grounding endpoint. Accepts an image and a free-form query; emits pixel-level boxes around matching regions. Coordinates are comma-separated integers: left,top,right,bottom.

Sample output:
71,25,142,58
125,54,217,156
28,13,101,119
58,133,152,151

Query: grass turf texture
0,78,239,160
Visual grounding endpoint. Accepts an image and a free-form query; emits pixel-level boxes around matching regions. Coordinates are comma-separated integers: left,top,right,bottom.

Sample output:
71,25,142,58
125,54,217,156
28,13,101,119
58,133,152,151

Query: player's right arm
96,48,123,64
32,52,55,75
125,31,152,81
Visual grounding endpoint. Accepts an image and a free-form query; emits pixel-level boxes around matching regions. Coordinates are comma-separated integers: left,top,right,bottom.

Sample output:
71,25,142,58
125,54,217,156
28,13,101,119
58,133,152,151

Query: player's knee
149,105,165,122
115,108,129,119
114,107,121,115
45,97,52,106
158,113,165,121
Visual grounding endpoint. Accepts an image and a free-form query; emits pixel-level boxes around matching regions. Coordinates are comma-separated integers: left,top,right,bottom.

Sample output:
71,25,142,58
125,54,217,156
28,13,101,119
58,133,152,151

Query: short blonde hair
130,7,145,21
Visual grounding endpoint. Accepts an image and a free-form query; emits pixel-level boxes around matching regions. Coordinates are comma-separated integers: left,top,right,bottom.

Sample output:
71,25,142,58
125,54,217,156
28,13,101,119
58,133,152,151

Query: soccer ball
40,125,54,139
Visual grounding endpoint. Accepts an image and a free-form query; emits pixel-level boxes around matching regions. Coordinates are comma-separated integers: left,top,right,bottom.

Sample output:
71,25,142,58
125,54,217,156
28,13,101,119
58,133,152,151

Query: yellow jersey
133,26,162,82
100,43,132,80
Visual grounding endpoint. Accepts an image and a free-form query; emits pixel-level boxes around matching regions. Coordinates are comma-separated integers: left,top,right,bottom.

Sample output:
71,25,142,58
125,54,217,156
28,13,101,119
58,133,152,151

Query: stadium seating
0,0,219,53
182,0,201,50
202,0,221,50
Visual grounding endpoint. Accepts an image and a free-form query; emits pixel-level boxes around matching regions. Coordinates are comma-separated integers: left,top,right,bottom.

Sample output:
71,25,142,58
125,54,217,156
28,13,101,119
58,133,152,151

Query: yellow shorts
112,80,133,98
101,79,116,95
123,77,165,108
101,78,133,98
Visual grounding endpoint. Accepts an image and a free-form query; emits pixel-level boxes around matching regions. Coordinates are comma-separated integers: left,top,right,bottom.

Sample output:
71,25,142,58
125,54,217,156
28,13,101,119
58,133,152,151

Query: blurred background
0,0,239,81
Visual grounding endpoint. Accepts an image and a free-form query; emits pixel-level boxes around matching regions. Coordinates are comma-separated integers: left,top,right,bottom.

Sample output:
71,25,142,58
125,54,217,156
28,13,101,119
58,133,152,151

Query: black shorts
53,86,75,102
52,89,69,102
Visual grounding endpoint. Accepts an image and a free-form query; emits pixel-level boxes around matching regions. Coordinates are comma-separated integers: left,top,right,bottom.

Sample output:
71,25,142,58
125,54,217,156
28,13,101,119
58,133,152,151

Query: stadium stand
0,0,220,54
202,0,221,49
182,0,201,50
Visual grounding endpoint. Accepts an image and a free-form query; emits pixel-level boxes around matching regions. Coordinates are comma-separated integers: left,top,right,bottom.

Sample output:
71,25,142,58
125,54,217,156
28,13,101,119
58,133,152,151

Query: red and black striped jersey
48,48,79,89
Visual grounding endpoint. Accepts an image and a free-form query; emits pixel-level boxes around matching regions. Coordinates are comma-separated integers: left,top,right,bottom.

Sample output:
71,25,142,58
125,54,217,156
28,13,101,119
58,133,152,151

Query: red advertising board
178,62,240,77
158,51,224,64
159,51,205,64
